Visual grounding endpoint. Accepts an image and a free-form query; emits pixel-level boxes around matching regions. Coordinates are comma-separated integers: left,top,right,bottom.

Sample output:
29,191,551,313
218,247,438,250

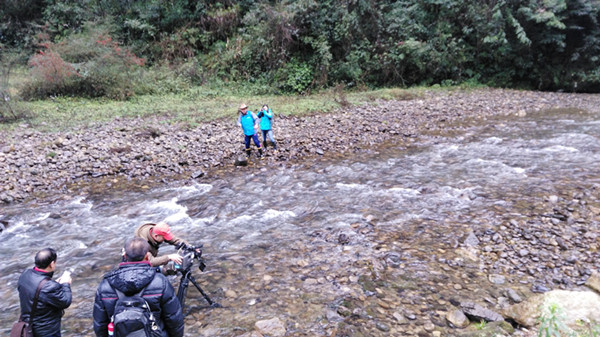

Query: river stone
446,309,469,328
393,312,409,324
464,232,480,246
459,301,504,322
376,322,390,332
191,170,205,179
234,155,248,166
455,247,479,262
503,290,600,328
504,288,523,303
326,309,344,322
423,321,435,332
255,317,286,337
584,272,600,294
488,274,506,285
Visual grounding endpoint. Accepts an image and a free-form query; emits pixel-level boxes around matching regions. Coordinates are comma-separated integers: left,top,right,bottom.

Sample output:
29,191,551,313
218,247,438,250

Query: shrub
21,25,146,100
276,58,313,94
21,42,81,99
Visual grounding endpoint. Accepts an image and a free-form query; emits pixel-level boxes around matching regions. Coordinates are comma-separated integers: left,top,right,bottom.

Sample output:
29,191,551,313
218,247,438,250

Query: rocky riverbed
2,88,600,336
1,88,599,205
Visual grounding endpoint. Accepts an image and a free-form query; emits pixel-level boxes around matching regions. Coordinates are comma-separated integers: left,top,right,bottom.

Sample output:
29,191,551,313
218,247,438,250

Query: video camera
173,242,219,309
175,243,206,272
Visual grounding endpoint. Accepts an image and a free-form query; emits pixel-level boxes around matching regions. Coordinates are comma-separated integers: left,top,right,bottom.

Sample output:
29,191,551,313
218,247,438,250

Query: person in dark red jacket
93,237,184,337
17,248,72,337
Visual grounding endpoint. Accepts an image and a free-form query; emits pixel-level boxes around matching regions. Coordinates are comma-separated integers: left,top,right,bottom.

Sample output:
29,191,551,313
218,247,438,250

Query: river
1,107,599,336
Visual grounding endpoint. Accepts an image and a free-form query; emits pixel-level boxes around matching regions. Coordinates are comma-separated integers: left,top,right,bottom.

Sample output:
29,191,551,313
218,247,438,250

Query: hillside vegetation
1,0,599,122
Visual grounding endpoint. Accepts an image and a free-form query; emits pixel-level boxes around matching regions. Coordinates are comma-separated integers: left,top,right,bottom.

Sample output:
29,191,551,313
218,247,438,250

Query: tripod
176,268,220,310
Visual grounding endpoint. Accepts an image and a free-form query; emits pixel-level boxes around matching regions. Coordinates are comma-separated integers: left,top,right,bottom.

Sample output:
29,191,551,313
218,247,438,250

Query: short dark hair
124,237,149,262
35,248,57,269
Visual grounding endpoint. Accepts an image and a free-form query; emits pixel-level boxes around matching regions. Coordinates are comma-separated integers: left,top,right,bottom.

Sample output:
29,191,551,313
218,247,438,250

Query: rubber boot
245,148,251,157
258,147,263,157
272,141,277,151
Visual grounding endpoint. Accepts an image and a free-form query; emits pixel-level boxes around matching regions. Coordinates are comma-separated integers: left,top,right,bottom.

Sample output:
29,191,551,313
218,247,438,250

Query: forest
1,0,600,104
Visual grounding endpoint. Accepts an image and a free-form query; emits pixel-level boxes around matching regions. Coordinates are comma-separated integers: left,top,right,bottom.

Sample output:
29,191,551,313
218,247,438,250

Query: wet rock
234,155,248,166
191,170,205,179
255,317,286,337
504,288,523,303
446,309,469,328
463,232,480,247
503,290,600,328
458,301,504,322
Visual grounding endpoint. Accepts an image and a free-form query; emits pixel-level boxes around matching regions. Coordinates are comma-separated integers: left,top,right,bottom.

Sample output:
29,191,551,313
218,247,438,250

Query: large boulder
503,290,600,328
585,272,600,293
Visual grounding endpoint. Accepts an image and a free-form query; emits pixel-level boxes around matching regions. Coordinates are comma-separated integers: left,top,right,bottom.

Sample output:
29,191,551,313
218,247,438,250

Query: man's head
124,237,150,262
151,222,173,243
35,248,57,271
239,103,248,114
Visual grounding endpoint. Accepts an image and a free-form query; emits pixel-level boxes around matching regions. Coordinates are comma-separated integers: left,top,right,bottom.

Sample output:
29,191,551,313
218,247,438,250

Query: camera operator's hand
168,253,183,265
57,271,72,285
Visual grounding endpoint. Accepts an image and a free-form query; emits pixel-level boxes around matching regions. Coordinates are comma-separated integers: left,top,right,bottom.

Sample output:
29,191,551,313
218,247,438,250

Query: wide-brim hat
239,103,248,110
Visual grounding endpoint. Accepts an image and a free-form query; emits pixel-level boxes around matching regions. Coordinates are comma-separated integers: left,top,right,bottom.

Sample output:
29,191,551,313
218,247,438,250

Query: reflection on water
1,108,599,336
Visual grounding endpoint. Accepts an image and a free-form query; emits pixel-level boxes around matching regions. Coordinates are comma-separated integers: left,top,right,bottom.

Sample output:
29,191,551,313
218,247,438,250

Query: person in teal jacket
257,104,277,151
237,103,262,157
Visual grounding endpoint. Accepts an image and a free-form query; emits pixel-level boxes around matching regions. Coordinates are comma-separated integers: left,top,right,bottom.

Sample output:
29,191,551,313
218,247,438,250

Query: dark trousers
244,134,261,149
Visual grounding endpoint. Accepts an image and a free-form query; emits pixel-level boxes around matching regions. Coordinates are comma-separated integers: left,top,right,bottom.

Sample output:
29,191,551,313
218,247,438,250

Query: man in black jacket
93,237,184,337
17,247,73,337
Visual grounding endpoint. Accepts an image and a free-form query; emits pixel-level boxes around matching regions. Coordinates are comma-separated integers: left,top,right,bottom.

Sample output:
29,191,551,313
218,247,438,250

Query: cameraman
134,222,186,267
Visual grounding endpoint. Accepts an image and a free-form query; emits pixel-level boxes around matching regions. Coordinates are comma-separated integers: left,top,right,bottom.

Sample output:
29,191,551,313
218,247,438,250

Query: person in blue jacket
237,103,262,157
257,104,277,151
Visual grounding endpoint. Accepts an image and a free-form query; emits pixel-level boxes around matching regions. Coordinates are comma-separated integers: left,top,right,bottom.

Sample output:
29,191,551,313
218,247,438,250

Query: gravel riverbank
1,88,599,204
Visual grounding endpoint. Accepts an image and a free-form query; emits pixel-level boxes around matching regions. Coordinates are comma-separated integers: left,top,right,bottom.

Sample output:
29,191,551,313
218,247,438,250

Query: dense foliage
1,0,599,99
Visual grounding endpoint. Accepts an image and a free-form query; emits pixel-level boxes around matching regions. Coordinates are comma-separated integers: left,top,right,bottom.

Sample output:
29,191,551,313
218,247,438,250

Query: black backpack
111,286,162,337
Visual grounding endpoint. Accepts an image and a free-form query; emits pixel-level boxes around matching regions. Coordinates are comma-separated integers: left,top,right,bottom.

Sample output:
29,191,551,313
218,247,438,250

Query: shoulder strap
28,278,50,324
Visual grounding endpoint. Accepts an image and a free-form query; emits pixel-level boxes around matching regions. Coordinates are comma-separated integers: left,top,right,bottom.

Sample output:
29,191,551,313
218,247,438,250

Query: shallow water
1,108,599,336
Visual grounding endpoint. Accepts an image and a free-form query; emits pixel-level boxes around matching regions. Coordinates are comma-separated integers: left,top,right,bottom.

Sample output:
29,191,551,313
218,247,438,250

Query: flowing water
1,108,599,336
